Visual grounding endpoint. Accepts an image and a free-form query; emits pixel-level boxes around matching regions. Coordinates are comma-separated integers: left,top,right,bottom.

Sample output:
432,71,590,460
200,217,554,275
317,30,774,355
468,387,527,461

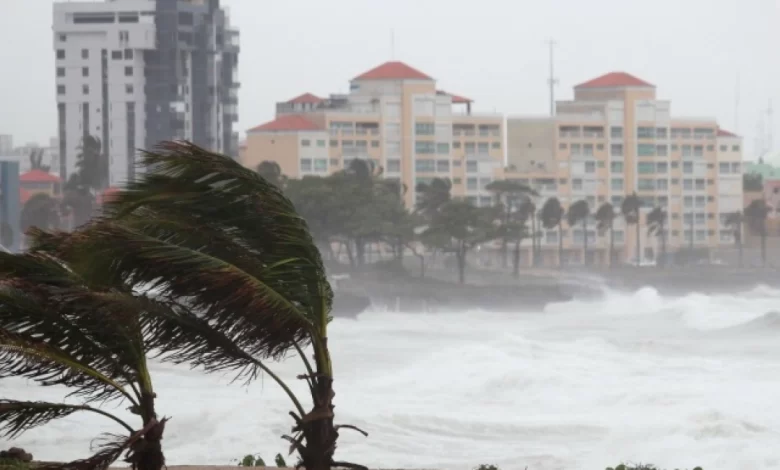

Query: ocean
4,285,780,469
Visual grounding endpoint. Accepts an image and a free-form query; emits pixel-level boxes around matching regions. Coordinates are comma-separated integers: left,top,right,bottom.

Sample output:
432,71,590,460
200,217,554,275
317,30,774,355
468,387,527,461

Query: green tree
540,197,565,267
566,199,590,266
646,206,667,268
485,179,536,268
40,142,365,470
724,210,743,267
20,193,60,234
0,245,168,470
510,200,533,277
75,135,108,192
621,193,642,264
255,161,287,189
423,199,499,284
595,202,616,267
415,177,452,218
744,198,770,267
28,148,50,173
743,173,763,192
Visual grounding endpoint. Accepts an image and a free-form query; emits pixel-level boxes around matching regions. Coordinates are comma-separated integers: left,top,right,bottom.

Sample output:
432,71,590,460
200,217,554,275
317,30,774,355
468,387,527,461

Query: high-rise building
507,72,744,265
53,0,240,187
0,155,21,252
0,135,13,155
242,61,504,208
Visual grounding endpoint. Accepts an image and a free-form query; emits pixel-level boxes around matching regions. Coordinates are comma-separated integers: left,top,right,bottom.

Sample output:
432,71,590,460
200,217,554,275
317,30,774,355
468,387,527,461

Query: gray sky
1,0,778,159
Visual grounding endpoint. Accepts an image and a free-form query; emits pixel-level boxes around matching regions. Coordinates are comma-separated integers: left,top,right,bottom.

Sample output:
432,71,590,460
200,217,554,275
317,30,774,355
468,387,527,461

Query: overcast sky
1,0,778,159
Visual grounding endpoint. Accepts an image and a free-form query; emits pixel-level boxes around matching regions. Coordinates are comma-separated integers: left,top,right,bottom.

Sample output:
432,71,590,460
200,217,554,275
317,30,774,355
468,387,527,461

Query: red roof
437,90,472,103
717,128,739,137
248,115,322,133
353,61,432,81
97,187,120,205
575,72,654,89
20,169,60,183
19,188,32,204
287,93,323,104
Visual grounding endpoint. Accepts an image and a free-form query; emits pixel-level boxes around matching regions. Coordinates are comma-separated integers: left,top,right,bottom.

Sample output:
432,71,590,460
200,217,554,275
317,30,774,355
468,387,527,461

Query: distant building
243,61,504,208
0,155,21,252
0,135,13,155
507,72,744,265
52,0,240,187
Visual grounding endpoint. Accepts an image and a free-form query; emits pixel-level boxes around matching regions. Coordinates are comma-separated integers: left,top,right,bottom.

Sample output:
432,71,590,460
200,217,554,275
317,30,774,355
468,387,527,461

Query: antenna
545,39,558,117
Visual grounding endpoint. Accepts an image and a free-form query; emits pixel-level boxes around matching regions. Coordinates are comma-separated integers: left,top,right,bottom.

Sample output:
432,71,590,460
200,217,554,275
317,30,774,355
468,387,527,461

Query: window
436,143,450,154
682,145,692,157
371,140,379,148
683,162,693,173
683,179,693,190
693,145,704,157
467,177,478,190
656,179,668,190
637,127,655,138
570,144,581,155
656,127,668,139
583,144,594,156
656,145,668,156
719,162,729,174
572,179,583,190
731,162,741,173
415,122,435,135
720,145,727,152
415,141,435,154
119,31,129,42
610,161,623,172
610,126,623,139
301,139,311,147
695,179,705,190
477,142,489,154
638,162,655,174
314,159,328,172
732,145,741,152
585,161,596,173
611,178,623,190
611,196,623,206
546,231,558,244
82,67,89,77
124,49,133,60
59,34,67,42
466,161,478,173
637,143,655,156
56,49,65,59
638,179,655,190
491,142,501,149
316,140,326,148
81,49,89,59
112,50,123,60
57,85,65,95
124,66,133,76
436,160,450,172
610,144,624,156
56,67,65,77
82,84,89,95
657,162,668,173
559,143,567,150
684,196,693,208
300,158,312,172
386,159,401,173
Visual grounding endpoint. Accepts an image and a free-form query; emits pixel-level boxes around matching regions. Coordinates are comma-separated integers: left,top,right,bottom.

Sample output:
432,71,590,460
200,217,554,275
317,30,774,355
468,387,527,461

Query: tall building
242,61,504,208
0,135,13,155
53,0,240,187
0,155,21,252
507,72,744,265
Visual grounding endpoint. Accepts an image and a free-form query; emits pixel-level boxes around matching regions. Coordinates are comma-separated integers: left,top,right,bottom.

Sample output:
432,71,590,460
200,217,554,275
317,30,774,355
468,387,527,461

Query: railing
582,132,604,138
560,131,581,138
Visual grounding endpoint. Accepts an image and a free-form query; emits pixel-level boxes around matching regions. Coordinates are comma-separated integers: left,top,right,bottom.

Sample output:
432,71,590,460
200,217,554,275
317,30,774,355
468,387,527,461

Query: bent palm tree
595,202,616,267
621,193,641,264
646,206,667,268
36,142,364,470
744,199,770,267
0,248,167,470
540,197,565,267
724,211,744,267
566,199,590,266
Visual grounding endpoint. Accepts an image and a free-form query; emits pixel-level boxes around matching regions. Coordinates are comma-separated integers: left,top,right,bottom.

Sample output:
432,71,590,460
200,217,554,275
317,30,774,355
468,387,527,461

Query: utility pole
546,39,558,117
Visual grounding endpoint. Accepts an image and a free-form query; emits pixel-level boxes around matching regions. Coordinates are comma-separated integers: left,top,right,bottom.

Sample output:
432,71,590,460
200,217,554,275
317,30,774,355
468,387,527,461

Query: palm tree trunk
558,221,563,268
530,216,537,267
736,228,743,268
609,221,614,268
635,219,641,264
659,220,666,269
457,246,466,284
761,220,767,267
132,392,166,470
512,238,521,278
299,375,337,470
582,218,588,266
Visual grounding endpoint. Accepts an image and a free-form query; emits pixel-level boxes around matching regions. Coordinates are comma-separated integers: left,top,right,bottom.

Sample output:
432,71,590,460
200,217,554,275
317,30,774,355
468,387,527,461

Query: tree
29,148,50,173
646,206,667,268
510,201,533,277
423,199,499,284
566,199,590,266
0,246,168,470
39,142,365,470
75,135,108,192
621,193,642,264
256,161,286,189
595,202,616,267
20,193,60,234
744,198,770,267
743,173,764,192
485,180,536,268
540,197,565,267
724,211,743,267
415,177,451,218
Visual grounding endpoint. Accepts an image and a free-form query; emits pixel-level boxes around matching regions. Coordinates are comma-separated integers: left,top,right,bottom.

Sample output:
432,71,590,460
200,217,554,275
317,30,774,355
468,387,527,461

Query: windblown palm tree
724,211,744,267
540,197,565,267
485,179,536,268
595,202,616,267
36,142,364,470
621,193,642,264
566,199,590,266
415,177,452,217
255,160,287,189
646,206,667,268
0,246,168,470
744,199,770,267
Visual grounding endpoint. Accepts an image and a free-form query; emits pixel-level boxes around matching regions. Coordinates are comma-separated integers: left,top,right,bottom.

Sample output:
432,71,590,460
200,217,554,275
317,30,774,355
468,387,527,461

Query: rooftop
575,72,654,89
437,90,472,104
717,128,739,137
286,93,323,104
248,114,322,133
353,61,432,81
20,169,60,183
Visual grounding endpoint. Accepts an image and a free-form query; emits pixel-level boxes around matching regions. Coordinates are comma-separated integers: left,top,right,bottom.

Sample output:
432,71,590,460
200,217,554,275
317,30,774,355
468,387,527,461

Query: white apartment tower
53,0,240,187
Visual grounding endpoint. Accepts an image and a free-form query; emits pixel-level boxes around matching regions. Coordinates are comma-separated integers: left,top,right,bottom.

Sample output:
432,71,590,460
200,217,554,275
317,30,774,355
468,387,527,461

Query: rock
0,447,33,462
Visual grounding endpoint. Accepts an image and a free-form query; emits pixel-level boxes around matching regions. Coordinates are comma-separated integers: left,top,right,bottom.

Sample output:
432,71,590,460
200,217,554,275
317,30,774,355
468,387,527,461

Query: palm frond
37,432,130,470
0,400,133,439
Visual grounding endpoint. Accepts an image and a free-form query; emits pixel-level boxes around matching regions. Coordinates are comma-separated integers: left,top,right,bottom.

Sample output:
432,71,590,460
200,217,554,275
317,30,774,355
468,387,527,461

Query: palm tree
37,142,364,470
0,246,168,470
621,193,642,264
540,197,565,267
566,199,590,266
724,211,744,267
29,148,50,173
415,177,452,217
485,180,536,268
510,200,533,277
75,135,108,192
595,202,616,267
744,199,770,267
646,206,667,268
255,160,287,189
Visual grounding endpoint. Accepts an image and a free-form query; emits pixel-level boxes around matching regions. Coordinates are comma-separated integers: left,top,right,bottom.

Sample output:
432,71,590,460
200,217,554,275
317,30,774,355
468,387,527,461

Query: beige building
507,72,744,266
242,61,504,208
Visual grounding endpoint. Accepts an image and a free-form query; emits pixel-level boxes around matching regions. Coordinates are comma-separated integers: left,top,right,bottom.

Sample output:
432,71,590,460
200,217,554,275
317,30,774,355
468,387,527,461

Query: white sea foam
4,286,780,469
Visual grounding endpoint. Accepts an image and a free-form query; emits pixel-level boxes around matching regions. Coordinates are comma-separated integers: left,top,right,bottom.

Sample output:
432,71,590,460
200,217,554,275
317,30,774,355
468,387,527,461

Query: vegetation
595,202,616,267
724,211,743,266
621,193,642,263
744,198,770,267
540,197,565,267
605,465,702,470
566,199,590,265
646,206,667,268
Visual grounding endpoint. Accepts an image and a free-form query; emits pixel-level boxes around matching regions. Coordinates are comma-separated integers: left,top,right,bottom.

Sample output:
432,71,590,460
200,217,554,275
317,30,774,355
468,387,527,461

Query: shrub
238,454,266,467
474,465,500,470
605,464,703,470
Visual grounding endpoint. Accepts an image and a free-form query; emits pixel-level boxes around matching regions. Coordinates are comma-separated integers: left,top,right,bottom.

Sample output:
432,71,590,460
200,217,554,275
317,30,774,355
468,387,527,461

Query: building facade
242,61,504,208
507,72,744,266
0,155,21,252
53,0,240,187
